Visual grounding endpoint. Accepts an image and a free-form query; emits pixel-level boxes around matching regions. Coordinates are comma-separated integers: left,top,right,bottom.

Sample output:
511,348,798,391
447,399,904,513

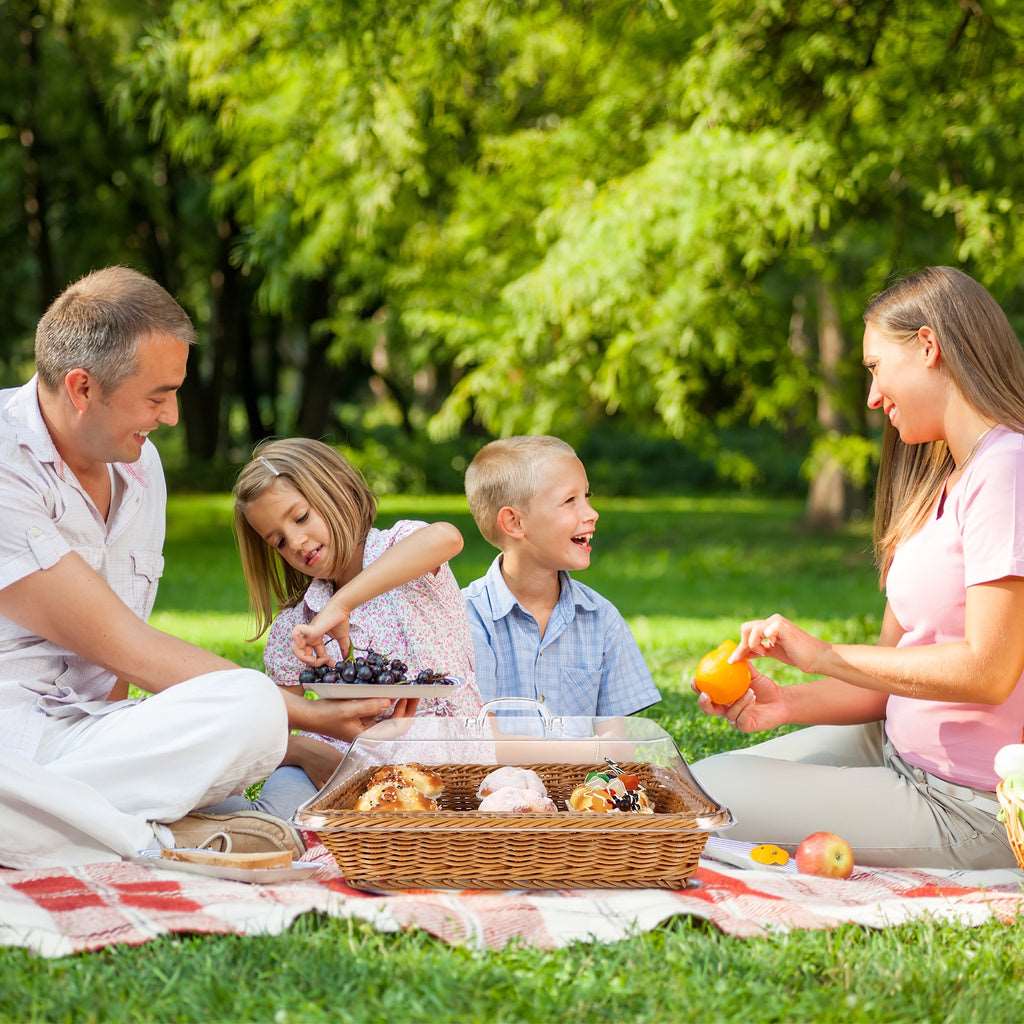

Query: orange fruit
750,843,790,866
694,639,751,705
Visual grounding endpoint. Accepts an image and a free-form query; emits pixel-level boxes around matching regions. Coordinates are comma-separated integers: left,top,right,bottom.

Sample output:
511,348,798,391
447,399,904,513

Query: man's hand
0,551,233,691
280,689,419,743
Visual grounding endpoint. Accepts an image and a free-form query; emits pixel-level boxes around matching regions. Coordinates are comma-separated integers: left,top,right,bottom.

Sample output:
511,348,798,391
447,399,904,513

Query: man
0,266,391,868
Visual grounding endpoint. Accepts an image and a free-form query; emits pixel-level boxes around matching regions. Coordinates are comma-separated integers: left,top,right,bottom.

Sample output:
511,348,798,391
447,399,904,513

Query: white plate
702,837,796,873
131,850,321,884
304,683,458,699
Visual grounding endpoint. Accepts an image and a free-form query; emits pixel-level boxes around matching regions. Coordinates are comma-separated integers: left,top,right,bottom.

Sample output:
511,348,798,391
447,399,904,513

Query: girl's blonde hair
233,438,377,637
866,267,1024,585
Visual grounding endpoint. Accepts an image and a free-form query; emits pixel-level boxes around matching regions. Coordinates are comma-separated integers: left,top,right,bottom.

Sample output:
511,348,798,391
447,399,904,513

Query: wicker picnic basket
294,700,733,890
997,780,1024,870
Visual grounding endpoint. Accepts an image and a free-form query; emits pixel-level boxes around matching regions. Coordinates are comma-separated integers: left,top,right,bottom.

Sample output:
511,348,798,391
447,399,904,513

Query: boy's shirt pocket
554,666,603,718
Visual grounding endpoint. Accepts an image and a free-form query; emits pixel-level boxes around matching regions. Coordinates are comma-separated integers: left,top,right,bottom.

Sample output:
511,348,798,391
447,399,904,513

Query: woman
692,266,1024,869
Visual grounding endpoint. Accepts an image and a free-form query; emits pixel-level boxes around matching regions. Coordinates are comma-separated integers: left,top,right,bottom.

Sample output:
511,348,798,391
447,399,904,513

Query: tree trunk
18,6,59,310
237,298,272,445
804,279,866,529
296,279,337,439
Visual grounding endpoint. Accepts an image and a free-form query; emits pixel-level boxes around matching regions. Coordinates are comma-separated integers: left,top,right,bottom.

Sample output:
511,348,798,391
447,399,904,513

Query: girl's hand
292,607,352,666
732,613,830,675
693,665,790,734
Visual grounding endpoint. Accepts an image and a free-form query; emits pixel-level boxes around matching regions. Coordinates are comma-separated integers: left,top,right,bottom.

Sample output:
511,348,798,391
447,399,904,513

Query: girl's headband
258,456,280,477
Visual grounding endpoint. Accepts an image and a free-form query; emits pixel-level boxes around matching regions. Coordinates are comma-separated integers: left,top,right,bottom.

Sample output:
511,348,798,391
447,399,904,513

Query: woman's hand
292,606,351,666
732,613,831,675
693,665,790,734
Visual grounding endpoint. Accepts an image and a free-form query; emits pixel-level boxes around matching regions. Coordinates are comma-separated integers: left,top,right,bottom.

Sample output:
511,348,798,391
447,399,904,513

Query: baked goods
355,781,438,812
160,848,293,869
476,766,548,801
477,788,558,813
567,761,655,814
368,763,445,799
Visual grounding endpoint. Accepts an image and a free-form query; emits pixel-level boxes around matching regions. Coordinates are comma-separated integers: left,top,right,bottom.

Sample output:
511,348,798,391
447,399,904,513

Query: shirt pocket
559,667,603,717
130,548,165,617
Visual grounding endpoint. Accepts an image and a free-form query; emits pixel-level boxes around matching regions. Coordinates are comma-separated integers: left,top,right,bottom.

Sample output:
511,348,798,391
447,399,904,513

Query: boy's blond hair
465,435,577,547
234,438,377,638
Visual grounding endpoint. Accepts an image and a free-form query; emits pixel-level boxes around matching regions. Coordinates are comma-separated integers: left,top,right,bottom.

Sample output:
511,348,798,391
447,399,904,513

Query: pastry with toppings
476,766,548,800
355,781,438,812
567,759,655,814
368,763,445,799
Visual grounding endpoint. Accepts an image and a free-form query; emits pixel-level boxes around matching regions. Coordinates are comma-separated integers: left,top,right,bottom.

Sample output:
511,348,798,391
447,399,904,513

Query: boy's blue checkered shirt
462,555,660,717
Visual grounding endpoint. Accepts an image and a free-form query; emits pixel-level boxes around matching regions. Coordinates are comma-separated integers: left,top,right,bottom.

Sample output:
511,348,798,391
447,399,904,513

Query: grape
299,669,315,686
322,671,338,685
315,665,329,679
334,661,346,673
354,658,366,668
340,664,357,683
356,665,374,682
377,671,394,686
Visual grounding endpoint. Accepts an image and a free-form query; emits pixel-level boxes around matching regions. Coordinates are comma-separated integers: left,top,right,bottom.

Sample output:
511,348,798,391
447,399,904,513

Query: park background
3,1,1024,1022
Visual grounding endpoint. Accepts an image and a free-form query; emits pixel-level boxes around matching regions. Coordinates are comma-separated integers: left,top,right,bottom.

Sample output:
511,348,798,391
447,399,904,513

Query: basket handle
476,697,552,732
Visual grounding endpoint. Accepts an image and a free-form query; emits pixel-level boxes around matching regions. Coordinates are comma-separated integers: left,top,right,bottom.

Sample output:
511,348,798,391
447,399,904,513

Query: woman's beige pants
691,722,1016,869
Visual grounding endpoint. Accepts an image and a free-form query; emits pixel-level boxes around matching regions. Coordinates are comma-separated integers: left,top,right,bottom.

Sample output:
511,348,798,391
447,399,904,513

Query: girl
693,266,1024,870
206,438,481,821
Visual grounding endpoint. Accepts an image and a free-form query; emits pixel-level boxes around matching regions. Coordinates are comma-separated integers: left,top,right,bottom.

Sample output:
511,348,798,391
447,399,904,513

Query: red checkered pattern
2,846,1022,958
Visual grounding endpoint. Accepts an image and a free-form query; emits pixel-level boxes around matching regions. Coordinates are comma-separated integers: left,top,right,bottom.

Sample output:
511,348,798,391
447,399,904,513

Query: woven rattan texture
310,762,718,889
998,780,1024,870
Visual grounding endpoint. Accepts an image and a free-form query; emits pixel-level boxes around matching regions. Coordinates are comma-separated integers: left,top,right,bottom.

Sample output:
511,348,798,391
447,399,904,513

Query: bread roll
477,788,557,813
476,766,548,800
160,848,293,869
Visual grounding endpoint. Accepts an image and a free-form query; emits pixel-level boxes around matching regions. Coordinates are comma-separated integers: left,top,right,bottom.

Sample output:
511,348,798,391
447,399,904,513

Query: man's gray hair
35,266,196,392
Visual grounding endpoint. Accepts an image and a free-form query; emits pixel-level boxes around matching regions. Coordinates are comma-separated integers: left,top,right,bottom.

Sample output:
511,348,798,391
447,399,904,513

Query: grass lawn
3,493,1022,1023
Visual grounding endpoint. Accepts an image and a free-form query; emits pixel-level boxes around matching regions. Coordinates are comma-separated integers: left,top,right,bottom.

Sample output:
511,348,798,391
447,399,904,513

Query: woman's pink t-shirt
263,519,482,754
885,427,1024,791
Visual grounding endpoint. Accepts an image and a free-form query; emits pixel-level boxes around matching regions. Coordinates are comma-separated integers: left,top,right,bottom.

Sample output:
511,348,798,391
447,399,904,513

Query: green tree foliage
3,0,1024,503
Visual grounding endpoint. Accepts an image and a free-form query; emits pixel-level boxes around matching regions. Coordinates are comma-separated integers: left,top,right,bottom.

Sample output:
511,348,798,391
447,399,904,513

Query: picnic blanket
2,844,1022,958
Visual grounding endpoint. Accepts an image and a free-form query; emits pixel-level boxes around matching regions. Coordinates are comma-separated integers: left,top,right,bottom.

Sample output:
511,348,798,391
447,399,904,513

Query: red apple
795,831,855,879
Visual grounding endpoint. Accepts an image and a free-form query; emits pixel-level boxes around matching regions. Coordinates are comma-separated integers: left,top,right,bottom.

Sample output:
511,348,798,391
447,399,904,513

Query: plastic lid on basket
294,698,733,833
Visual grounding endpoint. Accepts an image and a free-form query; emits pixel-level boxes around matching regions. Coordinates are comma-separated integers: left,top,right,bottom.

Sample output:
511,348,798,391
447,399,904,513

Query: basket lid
294,698,731,830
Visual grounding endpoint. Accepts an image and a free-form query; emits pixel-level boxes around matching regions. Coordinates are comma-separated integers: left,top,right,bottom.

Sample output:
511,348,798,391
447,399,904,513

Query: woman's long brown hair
867,267,1024,585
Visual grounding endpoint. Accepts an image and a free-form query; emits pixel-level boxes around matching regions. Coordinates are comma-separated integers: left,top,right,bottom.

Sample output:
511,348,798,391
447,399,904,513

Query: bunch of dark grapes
298,647,456,688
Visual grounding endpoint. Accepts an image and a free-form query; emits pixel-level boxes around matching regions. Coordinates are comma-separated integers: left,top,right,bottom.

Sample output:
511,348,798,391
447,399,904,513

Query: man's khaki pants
691,721,1016,869
0,669,287,868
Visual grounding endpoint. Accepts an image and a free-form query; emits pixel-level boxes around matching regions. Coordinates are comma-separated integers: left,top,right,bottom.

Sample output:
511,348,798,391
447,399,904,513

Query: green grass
3,493,1022,1024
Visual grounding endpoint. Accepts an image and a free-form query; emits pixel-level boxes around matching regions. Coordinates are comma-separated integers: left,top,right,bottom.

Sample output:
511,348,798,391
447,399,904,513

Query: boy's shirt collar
481,554,597,623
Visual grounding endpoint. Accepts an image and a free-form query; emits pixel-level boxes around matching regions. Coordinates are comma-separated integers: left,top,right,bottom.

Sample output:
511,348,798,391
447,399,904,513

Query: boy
462,435,660,717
